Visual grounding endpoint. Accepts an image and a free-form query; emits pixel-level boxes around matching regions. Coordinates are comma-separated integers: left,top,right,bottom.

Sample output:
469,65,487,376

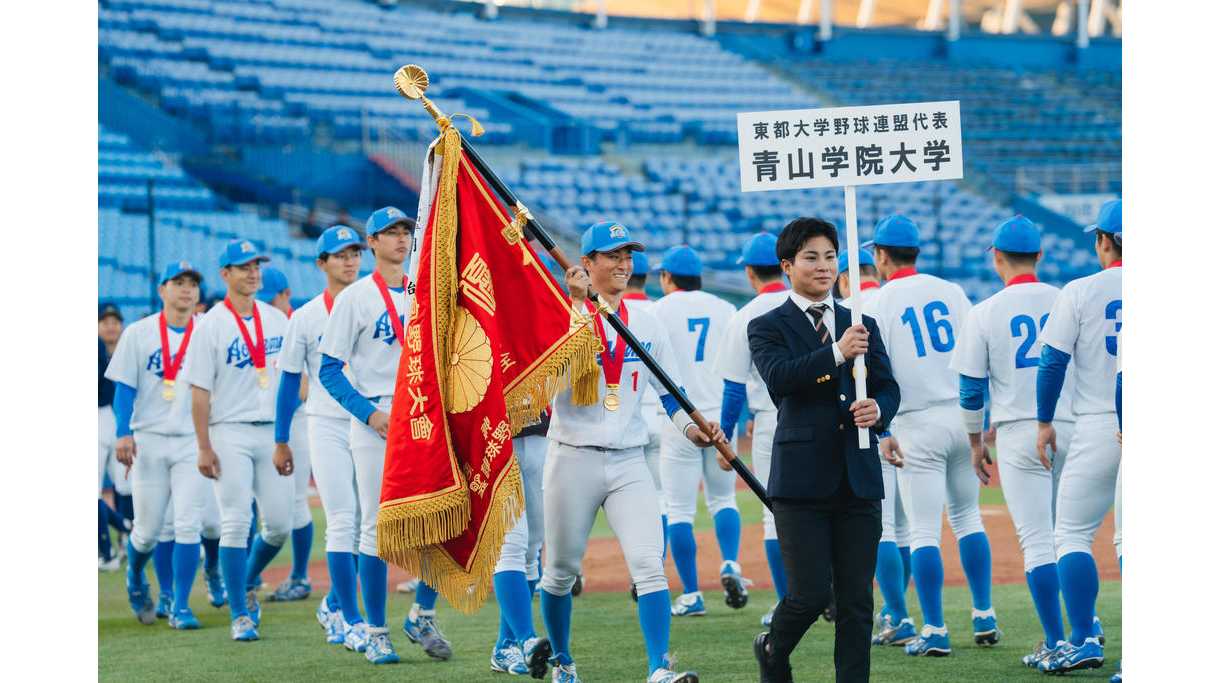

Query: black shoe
823,599,836,623
753,632,794,683
572,574,583,597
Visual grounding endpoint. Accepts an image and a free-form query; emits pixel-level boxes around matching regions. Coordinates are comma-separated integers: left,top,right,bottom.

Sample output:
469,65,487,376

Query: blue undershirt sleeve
113,382,136,438
959,375,986,410
1036,344,1072,424
719,380,747,441
659,393,682,419
320,354,377,425
275,371,303,444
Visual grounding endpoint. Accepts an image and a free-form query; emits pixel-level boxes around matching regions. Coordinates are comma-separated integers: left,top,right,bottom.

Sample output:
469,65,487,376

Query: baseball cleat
344,621,370,652
490,642,530,675
550,660,580,683
316,597,334,629
904,625,952,656
204,567,227,607
1093,616,1106,646
524,636,552,679
245,590,261,627
169,608,201,630
156,592,173,619
267,577,311,602
719,560,751,609
364,629,400,665
1110,661,1121,682
125,569,157,625
324,613,346,645
761,603,777,627
873,617,918,646
647,655,698,683
572,574,584,597
671,592,706,617
99,555,122,572
403,610,453,660
230,615,259,641
1038,637,1103,674
396,578,421,594
972,608,1001,645
1022,640,1064,668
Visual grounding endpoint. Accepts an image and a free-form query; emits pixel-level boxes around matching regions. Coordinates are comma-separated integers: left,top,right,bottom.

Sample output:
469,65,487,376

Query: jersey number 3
900,301,955,357
687,317,710,362
1011,313,1049,369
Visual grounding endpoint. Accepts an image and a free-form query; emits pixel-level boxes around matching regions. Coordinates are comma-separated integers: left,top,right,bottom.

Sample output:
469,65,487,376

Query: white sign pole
843,185,870,449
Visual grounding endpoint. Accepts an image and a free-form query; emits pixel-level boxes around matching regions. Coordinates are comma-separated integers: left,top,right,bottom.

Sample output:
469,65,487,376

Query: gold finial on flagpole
394,64,484,137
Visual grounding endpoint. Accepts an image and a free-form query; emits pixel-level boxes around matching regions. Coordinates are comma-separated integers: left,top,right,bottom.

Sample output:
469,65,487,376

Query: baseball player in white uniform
185,239,292,642
257,267,316,604
319,207,452,665
273,226,366,647
625,251,667,557
651,245,748,618
714,232,790,628
865,215,998,657
1035,200,1122,674
949,216,1079,668
107,260,210,629
529,221,716,683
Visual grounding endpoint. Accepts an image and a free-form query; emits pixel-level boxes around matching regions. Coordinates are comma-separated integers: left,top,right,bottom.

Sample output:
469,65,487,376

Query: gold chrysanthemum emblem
447,305,493,413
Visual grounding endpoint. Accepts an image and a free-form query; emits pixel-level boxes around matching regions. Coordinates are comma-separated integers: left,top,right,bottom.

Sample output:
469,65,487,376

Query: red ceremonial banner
377,127,599,612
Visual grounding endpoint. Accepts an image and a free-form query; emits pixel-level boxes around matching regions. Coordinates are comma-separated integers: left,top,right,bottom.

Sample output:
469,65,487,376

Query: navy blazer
747,298,901,501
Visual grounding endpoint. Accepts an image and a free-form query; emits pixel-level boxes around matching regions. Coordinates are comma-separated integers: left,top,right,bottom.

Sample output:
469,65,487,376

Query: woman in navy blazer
747,218,901,683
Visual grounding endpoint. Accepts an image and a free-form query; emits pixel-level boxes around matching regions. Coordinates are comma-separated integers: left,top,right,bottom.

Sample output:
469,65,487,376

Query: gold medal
258,368,270,390
603,384,620,411
162,380,176,402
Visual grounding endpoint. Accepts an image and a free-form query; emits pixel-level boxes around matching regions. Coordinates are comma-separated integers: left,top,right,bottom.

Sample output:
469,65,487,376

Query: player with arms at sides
1035,200,1122,674
865,215,999,656
949,216,1080,668
714,233,790,628
184,240,292,642
273,226,367,646
319,208,453,665
651,245,748,618
530,222,721,683
107,261,211,629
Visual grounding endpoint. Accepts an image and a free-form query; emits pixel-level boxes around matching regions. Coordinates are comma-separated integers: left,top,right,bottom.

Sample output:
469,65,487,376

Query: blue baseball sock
246,503,258,553
668,522,699,594
911,546,945,628
127,537,153,583
875,541,909,621
327,551,362,625
1058,551,1100,646
958,531,993,611
219,546,248,619
357,553,388,628
528,578,539,601
713,509,741,564
290,522,313,581
899,545,912,588
1026,563,1065,645
660,514,669,561
326,588,340,612
172,542,200,612
540,589,573,665
764,538,788,600
244,536,283,591
415,580,439,611
153,541,175,598
201,537,220,573
637,589,671,673
494,570,536,644
98,502,113,560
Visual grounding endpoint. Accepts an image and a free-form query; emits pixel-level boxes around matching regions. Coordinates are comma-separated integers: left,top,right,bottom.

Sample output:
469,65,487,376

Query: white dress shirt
788,290,845,366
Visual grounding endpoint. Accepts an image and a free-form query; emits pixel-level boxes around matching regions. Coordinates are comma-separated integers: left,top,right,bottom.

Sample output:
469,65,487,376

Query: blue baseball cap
366,206,413,236
580,221,644,255
160,258,203,285
737,232,780,266
98,301,123,322
657,245,702,277
317,224,367,258
257,267,290,304
631,251,651,276
836,249,875,274
218,239,269,268
872,215,921,249
1084,199,1121,236
990,216,1042,253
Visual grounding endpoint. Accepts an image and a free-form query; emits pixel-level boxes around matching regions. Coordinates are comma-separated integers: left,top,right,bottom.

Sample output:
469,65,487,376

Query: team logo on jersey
609,224,627,238
593,340,652,365
225,336,284,367
373,311,406,345
146,349,165,378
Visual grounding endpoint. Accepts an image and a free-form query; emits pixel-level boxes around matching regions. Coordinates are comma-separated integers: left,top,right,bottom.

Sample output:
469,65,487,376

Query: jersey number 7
687,317,710,362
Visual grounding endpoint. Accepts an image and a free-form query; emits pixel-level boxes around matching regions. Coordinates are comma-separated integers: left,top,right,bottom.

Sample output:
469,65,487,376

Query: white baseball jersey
838,283,880,313
652,290,737,415
279,293,349,420
104,313,195,435
951,279,1077,425
1039,265,1122,417
183,300,288,424
623,295,663,432
548,303,684,450
866,272,972,414
318,274,410,400
713,288,789,414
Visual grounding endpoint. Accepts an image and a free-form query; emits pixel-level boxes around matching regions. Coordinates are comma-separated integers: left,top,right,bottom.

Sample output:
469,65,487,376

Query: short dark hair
627,274,647,289
876,245,920,266
832,264,877,298
997,250,1039,267
776,217,839,263
667,273,702,292
746,264,783,281
1097,231,1122,257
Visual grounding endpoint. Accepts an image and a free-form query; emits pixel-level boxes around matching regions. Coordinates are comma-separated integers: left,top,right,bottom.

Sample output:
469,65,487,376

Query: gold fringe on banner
503,323,600,433
376,487,471,555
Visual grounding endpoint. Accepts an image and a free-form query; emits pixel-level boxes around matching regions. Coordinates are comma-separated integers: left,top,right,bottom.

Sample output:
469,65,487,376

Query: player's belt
556,441,640,454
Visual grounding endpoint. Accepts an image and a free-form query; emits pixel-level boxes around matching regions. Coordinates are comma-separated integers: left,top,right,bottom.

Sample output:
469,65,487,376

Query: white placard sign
737,101,964,192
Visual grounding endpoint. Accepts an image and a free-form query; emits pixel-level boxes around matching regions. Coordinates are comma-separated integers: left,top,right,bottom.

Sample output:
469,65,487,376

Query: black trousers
768,488,882,683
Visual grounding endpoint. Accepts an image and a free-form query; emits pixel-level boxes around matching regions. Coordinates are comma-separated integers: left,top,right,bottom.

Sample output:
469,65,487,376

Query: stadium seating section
98,0,1119,317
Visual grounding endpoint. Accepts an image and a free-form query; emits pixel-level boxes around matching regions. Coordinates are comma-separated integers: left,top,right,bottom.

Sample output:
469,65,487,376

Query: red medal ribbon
889,266,919,281
860,281,881,291
323,289,335,314
1107,260,1123,269
1006,273,1039,287
158,312,194,383
223,297,266,373
372,270,407,346
622,292,649,301
759,282,787,294
585,299,629,387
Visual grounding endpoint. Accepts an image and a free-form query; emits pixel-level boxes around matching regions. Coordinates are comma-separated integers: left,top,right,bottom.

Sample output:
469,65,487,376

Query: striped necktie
807,303,832,345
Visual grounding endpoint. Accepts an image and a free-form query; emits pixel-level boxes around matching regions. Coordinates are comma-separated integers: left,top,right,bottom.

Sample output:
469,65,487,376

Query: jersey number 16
900,301,955,357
